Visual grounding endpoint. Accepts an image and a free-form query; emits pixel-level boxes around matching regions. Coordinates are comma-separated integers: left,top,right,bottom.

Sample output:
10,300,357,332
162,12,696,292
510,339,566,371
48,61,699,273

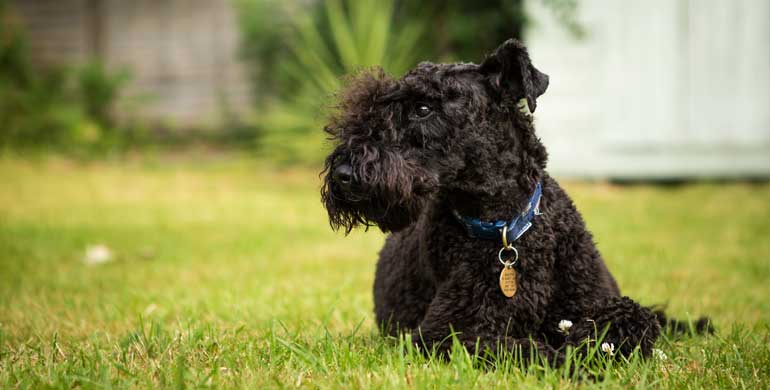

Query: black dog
321,39,709,364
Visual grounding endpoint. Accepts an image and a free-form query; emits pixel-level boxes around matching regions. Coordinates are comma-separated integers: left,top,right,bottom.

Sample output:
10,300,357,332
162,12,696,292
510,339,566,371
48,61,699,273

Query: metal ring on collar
498,245,518,267
501,224,509,248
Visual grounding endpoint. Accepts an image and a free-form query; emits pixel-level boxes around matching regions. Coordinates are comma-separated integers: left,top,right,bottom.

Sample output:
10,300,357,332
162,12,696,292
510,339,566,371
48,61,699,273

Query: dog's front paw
565,296,661,358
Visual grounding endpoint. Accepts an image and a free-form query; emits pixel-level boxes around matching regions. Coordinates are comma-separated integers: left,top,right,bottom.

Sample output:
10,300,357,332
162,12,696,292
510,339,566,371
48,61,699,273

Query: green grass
0,156,768,388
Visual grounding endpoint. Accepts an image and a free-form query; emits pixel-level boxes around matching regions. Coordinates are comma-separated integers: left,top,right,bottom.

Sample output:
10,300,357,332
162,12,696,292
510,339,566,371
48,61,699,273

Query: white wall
526,0,770,178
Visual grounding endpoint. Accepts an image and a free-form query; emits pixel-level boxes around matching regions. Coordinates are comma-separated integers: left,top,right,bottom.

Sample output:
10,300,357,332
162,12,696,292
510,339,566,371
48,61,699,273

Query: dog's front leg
410,275,562,366
412,314,564,366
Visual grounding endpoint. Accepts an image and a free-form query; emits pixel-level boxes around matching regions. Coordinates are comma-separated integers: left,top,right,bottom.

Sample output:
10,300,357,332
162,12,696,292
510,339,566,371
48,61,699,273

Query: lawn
0,156,768,388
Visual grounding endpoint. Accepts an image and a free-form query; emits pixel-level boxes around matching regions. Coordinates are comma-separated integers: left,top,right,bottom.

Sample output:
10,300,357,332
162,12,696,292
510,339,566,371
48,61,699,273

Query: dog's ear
479,39,549,112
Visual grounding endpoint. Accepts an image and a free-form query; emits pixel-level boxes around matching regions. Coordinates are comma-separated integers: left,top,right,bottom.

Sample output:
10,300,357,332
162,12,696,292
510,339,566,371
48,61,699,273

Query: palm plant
251,0,429,164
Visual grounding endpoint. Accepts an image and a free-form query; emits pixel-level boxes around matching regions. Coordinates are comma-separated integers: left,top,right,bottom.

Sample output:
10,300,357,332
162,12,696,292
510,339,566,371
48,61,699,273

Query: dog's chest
418,211,555,296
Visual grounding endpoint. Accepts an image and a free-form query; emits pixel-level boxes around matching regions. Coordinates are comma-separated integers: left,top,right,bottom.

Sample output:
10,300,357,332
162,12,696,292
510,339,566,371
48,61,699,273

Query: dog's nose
332,163,353,188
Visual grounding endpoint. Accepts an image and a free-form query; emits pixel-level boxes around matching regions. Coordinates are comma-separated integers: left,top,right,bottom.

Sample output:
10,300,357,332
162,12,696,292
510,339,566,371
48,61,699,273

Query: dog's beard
321,150,438,233
322,189,426,233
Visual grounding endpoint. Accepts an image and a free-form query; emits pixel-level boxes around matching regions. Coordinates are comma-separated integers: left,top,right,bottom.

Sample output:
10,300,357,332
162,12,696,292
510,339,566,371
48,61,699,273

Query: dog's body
373,174,635,359
321,39,707,363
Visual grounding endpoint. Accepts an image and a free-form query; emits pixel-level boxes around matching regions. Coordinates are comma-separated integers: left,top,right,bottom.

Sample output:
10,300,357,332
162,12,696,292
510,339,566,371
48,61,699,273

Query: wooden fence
8,0,252,130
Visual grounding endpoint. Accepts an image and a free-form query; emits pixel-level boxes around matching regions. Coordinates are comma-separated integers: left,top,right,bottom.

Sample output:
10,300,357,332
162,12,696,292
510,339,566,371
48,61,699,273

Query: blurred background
1,1,769,387
2,0,767,177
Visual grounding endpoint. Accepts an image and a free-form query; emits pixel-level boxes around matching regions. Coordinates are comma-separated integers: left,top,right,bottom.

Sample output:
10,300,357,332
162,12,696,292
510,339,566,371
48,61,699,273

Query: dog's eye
414,104,433,118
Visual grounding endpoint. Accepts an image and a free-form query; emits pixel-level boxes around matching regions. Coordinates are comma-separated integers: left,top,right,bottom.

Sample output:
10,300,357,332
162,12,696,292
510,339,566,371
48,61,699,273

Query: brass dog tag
499,266,517,298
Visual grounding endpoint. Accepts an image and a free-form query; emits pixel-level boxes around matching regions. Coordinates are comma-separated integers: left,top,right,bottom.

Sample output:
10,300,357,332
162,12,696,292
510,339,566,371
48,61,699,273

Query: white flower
558,319,573,334
83,244,113,265
601,342,615,355
653,348,668,361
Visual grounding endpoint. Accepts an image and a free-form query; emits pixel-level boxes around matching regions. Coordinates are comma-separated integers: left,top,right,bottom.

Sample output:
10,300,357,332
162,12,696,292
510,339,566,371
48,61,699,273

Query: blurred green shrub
236,0,430,164
0,6,135,156
78,62,130,134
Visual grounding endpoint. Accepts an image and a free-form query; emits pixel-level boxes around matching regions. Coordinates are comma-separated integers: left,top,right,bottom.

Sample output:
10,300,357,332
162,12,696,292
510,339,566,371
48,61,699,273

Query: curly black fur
321,39,710,364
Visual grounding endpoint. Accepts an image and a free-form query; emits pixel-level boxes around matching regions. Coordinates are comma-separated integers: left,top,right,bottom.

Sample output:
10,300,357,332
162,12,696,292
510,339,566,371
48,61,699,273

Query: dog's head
321,39,549,233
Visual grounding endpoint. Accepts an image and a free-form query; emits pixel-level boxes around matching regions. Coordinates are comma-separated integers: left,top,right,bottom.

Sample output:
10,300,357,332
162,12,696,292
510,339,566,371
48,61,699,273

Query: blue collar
453,181,542,244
